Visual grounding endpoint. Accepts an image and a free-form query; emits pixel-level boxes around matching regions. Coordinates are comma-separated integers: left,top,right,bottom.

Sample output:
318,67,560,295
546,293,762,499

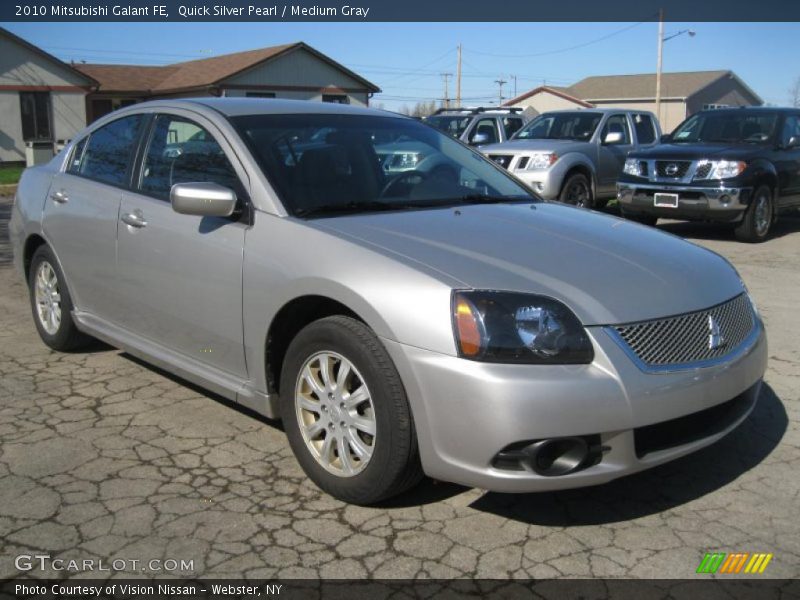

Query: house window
246,92,276,98
322,94,349,104
20,92,52,141
703,104,731,110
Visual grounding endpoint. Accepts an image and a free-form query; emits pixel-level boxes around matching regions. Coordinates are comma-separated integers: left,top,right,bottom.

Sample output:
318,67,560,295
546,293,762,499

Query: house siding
686,76,762,116
507,90,586,115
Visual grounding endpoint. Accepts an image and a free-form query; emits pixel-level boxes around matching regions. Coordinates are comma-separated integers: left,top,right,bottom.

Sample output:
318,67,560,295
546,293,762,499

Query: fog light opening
527,437,589,476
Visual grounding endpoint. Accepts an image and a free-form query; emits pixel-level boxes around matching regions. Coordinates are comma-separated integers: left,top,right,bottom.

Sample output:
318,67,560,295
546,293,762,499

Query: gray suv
480,109,661,208
424,107,527,146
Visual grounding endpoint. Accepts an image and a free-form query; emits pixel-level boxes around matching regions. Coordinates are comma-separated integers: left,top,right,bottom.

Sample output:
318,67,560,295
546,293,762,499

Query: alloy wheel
754,191,771,237
294,351,376,477
34,261,61,335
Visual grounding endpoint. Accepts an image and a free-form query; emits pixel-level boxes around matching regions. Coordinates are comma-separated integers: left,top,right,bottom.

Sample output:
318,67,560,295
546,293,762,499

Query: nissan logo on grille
665,163,680,176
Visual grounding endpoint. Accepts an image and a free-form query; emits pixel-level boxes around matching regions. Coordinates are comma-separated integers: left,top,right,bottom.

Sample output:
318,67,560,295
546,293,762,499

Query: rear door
42,114,145,319
114,111,250,378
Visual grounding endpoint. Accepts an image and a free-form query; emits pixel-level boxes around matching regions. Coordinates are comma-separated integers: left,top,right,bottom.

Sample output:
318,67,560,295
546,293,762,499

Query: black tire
621,210,658,227
735,184,773,243
559,173,593,208
28,245,92,351
279,315,423,504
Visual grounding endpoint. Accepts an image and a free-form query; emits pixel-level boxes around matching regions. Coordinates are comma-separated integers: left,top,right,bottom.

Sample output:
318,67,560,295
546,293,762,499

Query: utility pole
511,75,517,99
456,44,462,106
441,73,453,108
494,78,507,106
655,8,664,125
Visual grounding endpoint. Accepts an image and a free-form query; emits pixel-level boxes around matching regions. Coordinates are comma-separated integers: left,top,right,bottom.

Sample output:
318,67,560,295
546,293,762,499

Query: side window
139,115,242,200
469,118,499,145
76,115,143,186
503,117,524,139
633,114,656,144
780,115,800,146
602,114,631,145
66,137,88,175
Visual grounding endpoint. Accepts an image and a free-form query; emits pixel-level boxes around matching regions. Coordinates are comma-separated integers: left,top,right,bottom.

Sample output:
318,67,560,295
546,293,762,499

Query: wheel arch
558,159,597,198
23,233,48,279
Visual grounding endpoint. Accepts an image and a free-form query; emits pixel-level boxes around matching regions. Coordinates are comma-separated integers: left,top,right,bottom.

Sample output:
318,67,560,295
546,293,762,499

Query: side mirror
171,182,237,217
603,131,624,145
660,133,672,143
786,135,800,149
470,132,490,146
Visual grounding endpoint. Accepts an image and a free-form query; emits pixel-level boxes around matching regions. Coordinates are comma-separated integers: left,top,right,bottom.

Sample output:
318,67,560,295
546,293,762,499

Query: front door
596,114,634,194
776,114,800,207
114,112,250,378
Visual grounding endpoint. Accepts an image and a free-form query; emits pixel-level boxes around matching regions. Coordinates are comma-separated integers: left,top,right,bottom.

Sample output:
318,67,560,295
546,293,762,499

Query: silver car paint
11,98,766,493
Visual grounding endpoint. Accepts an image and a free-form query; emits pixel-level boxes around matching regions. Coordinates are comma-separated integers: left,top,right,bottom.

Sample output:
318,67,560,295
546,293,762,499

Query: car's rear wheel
280,315,423,504
559,173,593,208
28,245,92,351
735,184,773,243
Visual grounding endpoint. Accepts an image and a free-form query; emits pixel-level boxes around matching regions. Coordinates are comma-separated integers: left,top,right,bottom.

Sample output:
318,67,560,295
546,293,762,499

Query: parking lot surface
1,194,798,579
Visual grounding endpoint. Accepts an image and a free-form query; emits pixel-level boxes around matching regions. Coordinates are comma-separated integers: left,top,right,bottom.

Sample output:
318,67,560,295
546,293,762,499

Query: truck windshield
515,112,603,141
671,112,779,144
231,113,535,218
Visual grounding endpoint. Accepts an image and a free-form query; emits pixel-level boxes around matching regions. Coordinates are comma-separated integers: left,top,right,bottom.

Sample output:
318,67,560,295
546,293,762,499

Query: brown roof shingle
565,70,732,100
74,42,379,94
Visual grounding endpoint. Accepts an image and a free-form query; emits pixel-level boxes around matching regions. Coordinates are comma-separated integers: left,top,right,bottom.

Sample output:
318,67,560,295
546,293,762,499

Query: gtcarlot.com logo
15,554,194,573
696,552,773,574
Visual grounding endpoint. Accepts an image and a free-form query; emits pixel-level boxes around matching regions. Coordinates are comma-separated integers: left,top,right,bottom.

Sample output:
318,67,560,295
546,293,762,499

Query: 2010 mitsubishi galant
10,99,767,505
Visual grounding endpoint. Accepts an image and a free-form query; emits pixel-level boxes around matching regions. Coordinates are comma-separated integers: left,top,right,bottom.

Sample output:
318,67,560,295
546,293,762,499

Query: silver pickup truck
480,108,661,208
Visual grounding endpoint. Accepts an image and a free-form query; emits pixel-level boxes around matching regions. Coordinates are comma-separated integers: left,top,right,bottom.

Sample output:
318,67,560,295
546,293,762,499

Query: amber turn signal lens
455,296,484,357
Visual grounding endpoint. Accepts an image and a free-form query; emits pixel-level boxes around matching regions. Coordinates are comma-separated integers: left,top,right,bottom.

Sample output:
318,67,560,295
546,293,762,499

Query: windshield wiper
294,200,416,218
454,194,534,205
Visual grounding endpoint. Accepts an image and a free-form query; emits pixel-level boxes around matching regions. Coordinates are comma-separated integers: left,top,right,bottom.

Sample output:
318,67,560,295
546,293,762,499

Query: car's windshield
231,113,534,218
424,115,473,138
671,112,779,144
514,112,602,141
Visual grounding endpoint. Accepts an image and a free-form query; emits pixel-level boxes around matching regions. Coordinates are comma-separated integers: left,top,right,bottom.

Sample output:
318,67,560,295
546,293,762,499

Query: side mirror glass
170,182,237,217
603,131,624,145
787,135,800,149
471,132,490,146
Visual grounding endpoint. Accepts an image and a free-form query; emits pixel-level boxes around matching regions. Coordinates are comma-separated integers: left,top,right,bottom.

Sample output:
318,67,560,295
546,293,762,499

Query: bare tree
790,76,800,108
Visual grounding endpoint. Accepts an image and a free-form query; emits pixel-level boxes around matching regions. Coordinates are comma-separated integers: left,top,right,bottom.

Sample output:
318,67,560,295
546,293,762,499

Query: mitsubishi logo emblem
708,315,726,350
665,163,680,176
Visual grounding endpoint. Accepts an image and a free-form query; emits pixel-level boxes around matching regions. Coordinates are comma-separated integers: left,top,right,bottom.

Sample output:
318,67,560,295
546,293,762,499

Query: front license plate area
654,192,679,208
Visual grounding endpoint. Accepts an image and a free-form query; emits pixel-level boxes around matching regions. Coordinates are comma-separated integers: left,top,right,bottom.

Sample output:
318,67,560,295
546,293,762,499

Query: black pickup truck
617,107,800,242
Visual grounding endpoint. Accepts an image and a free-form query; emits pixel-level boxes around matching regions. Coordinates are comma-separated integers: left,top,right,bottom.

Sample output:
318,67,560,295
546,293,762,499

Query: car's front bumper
617,182,751,221
382,321,767,493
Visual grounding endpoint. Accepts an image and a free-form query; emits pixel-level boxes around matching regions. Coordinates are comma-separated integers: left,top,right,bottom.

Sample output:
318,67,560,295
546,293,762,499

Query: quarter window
633,114,656,144
139,115,242,200
71,115,143,186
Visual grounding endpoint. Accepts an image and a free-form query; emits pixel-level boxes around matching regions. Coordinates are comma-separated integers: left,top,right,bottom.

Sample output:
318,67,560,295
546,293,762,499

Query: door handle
121,211,147,228
50,190,69,204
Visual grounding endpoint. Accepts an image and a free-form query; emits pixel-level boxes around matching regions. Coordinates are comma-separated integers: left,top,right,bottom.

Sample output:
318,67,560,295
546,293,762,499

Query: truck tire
735,184,773,243
559,173,593,208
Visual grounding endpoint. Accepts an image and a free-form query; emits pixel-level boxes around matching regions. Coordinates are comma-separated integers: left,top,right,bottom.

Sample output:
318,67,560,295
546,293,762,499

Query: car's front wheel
280,316,423,504
559,173,593,208
28,245,92,351
735,184,773,243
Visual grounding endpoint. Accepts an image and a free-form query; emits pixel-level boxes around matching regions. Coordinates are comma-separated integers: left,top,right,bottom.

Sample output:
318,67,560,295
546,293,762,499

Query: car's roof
128,97,405,118
696,106,798,115
537,108,649,115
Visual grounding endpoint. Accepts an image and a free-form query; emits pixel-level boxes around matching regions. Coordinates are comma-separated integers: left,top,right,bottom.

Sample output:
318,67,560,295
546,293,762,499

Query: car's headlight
452,291,594,364
623,158,644,177
695,160,747,180
526,152,558,170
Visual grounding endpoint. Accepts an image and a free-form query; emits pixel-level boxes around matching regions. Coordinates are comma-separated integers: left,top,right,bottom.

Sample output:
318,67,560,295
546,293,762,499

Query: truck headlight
623,158,644,177
695,160,747,180
526,152,558,170
453,291,594,364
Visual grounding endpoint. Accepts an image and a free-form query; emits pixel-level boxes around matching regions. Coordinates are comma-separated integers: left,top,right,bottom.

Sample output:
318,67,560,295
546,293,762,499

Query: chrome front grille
610,294,755,369
655,160,691,178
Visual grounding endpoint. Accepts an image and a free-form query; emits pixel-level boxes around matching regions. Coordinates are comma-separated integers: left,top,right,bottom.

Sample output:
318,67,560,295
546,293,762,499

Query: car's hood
629,143,764,161
315,203,743,326
480,139,589,155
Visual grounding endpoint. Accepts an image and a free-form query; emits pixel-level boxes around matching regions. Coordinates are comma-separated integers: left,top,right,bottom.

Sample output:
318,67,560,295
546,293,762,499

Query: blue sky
4,21,799,110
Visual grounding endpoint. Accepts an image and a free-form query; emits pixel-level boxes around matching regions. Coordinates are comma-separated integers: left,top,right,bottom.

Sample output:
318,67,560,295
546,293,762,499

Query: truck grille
610,294,755,369
488,154,513,169
694,162,712,179
655,160,691,178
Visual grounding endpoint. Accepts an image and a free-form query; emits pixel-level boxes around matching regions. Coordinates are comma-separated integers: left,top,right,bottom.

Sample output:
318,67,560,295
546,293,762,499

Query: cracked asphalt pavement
1,194,798,579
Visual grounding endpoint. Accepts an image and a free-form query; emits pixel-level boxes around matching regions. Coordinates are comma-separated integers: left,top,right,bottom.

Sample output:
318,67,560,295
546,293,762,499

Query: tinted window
633,114,656,144
76,115,143,186
672,112,778,143
516,112,602,141
602,115,631,144
503,117,524,139
780,115,800,146
425,115,472,138
139,115,242,200
232,113,533,218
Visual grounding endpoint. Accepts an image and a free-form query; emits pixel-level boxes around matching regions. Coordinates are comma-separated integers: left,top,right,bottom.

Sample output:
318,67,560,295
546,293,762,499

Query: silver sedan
10,99,767,504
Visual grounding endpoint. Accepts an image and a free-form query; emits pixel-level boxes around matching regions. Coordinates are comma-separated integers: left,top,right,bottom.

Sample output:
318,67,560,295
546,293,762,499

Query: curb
0,184,17,197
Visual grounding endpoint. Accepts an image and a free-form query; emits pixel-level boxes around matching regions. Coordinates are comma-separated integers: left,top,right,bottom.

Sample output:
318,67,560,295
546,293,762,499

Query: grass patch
0,164,24,186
